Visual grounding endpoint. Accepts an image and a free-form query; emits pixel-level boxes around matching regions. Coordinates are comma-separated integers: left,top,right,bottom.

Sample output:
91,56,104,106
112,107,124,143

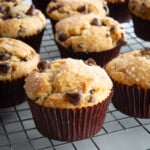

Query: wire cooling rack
1,19,150,150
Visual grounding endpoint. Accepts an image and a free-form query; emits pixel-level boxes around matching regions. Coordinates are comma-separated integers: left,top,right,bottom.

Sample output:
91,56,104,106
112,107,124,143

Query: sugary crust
128,0,150,19
55,14,126,52
24,58,113,109
0,38,40,80
0,3,46,38
105,49,150,89
46,0,109,21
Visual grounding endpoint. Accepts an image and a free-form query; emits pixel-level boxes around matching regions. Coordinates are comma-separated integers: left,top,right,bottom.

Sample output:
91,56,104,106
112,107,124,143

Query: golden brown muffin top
105,49,150,89
0,38,40,81
55,14,127,52
0,3,46,38
24,58,113,109
128,0,150,19
46,0,109,21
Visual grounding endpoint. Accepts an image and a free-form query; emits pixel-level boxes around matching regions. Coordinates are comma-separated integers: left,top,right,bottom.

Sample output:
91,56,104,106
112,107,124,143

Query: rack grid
1,19,150,150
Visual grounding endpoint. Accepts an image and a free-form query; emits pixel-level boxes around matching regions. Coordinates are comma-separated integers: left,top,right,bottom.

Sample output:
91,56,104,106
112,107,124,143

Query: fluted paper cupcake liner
56,44,121,67
131,14,150,41
0,78,26,108
112,81,150,118
108,1,131,23
28,91,113,142
18,29,45,53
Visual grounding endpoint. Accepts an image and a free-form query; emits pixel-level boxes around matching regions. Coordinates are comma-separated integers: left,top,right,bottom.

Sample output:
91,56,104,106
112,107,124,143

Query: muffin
55,14,127,67
46,0,109,33
105,48,150,118
128,0,150,41
107,0,131,23
24,58,113,141
32,0,50,17
0,3,46,52
0,38,40,108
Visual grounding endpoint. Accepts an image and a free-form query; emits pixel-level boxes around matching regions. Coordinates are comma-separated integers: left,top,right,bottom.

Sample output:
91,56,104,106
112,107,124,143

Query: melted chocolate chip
77,5,88,13
77,43,84,48
90,18,101,26
48,6,57,13
110,25,116,32
0,53,11,61
101,22,107,26
117,39,127,46
84,58,96,66
58,32,68,42
26,5,36,16
89,89,95,94
0,5,9,14
38,61,51,72
0,63,11,74
66,92,82,105
88,96,94,103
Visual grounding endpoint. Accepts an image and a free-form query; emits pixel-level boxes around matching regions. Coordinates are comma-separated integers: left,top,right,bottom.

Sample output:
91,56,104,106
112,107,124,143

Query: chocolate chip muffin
105,48,150,118
46,0,109,33
0,3,46,52
107,0,131,23
0,38,40,108
128,0,150,41
24,58,113,141
55,14,127,67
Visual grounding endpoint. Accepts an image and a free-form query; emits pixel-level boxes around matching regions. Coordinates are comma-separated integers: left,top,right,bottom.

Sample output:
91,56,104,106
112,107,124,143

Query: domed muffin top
0,38,40,80
105,49,150,89
24,58,113,109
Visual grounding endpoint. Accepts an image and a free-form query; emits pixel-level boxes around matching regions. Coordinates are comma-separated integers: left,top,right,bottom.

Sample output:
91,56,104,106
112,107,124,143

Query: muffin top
0,38,40,81
24,58,113,109
105,49,150,89
55,14,127,52
0,3,46,38
46,0,109,21
128,0,150,19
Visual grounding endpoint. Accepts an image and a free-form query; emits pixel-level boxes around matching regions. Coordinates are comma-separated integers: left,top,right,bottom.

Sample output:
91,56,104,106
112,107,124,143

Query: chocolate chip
77,5,88,13
47,6,57,13
26,4,36,16
106,33,110,37
90,18,101,26
84,58,97,66
58,32,68,42
117,39,127,46
101,22,107,26
38,60,51,72
0,63,11,74
110,25,116,32
0,5,9,14
0,53,11,61
77,43,84,48
66,92,82,105
88,96,94,103
89,89,95,94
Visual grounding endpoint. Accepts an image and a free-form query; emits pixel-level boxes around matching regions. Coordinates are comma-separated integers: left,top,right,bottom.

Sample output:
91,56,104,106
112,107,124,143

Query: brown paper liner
0,78,26,108
27,91,113,142
32,0,50,17
108,1,131,23
131,14,150,41
17,29,45,53
112,81,150,118
56,44,121,67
